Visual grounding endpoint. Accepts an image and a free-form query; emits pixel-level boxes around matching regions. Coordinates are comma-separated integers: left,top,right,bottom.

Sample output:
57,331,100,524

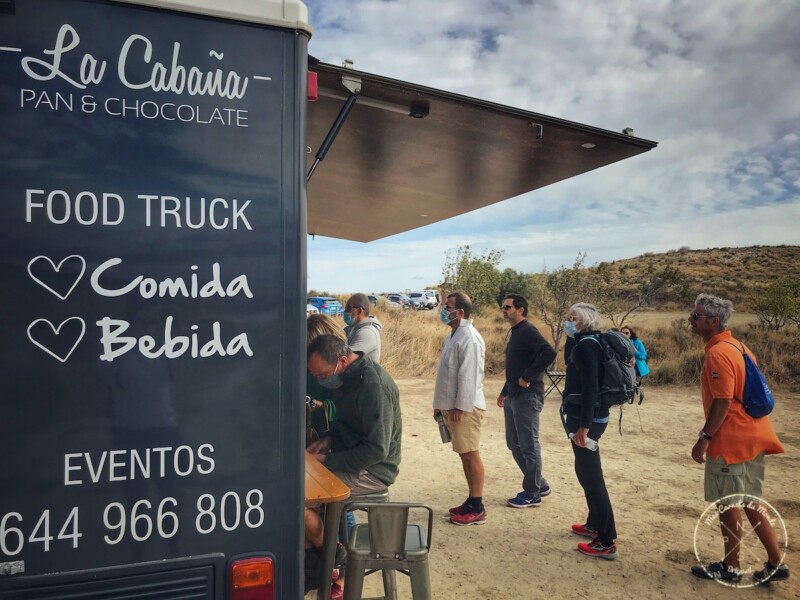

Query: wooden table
306,453,350,600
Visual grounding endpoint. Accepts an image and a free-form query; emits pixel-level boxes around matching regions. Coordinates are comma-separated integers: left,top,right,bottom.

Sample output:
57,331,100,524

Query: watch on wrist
699,430,712,441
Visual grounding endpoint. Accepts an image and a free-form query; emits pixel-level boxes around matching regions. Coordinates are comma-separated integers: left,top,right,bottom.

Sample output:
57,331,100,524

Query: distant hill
591,245,800,310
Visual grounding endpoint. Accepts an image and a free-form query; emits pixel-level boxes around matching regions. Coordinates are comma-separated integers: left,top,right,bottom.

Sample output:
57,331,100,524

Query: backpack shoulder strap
719,340,747,404
721,340,746,356
579,334,601,346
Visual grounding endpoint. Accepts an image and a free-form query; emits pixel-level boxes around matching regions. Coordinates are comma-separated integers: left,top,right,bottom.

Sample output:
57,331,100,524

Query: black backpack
583,331,637,406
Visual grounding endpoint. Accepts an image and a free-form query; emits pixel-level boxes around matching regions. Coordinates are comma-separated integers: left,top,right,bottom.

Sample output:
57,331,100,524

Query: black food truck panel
0,0,306,596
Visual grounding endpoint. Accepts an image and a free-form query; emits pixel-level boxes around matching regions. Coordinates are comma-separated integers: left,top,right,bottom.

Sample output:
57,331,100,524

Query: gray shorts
704,452,765,503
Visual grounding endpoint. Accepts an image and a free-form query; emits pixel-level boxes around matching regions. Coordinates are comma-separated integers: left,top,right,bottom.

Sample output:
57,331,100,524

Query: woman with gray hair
561,302,618,560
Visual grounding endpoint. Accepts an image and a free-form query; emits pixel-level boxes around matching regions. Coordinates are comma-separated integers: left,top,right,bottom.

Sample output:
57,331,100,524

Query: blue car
307,296,344,316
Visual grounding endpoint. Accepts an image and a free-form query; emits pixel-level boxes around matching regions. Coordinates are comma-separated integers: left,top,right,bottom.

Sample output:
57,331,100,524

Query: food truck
0,1,656,598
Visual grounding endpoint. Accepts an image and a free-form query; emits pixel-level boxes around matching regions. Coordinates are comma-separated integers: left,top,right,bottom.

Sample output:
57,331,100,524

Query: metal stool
340,489,390,541
358,489,389,503
341,501,433,600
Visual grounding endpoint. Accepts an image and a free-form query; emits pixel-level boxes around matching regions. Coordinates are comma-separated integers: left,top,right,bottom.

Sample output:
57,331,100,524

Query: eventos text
64,443,215,485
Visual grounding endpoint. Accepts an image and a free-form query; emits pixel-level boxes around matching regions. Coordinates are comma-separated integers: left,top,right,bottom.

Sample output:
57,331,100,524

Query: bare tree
529,253,596,368
594,265,690,327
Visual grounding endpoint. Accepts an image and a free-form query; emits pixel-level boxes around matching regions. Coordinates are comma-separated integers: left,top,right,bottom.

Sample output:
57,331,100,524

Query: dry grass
345,306,800,392
596,245,800,309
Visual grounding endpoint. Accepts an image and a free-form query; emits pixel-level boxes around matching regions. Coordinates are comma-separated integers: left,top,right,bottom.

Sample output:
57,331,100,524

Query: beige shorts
704,452,765,503
443,408,484,454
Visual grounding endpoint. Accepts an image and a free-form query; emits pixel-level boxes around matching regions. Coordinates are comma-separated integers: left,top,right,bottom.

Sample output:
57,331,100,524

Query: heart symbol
27,317,86,363
28,255,86,300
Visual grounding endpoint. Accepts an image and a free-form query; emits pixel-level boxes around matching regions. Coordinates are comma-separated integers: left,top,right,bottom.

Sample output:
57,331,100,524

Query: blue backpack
724,341,774,418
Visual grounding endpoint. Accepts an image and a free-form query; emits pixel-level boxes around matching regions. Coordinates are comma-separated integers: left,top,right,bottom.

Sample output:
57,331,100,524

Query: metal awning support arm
306,75,362,182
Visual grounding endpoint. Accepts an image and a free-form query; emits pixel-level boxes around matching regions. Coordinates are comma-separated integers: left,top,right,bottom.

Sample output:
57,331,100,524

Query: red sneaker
330,581,344,600
571,523,597,538
449,503,469,515
450,510,486,526
577,538,617,560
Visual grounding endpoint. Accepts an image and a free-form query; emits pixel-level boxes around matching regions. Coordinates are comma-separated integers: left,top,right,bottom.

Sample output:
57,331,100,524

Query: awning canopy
307,61,657,243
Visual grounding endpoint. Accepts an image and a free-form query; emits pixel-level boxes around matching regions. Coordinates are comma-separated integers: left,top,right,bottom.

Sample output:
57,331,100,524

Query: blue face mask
343,312,353,327
564,320,578,338
440,307,455,325
317,360,343,389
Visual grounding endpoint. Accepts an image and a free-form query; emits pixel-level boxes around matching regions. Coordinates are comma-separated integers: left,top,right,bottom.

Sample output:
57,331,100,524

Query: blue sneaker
539,485,551,497
506,491,525,504
507,492,542,508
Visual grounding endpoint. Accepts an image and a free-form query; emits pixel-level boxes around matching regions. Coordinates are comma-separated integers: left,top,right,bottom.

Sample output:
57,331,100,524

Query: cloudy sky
303,0,799,294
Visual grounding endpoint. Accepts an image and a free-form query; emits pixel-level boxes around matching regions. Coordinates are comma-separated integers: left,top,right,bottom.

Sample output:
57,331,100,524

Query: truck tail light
308,72,318,101
321,302,328,309
230,557,274,600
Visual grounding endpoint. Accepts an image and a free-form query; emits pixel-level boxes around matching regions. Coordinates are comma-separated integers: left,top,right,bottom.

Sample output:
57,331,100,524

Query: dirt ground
335,378,800,600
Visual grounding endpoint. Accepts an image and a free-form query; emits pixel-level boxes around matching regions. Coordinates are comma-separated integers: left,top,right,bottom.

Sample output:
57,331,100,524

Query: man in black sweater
497,294,556,508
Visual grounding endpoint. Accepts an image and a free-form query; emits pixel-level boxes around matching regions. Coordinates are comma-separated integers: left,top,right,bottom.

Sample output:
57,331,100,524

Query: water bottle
569,432,598,451
436,413,451,443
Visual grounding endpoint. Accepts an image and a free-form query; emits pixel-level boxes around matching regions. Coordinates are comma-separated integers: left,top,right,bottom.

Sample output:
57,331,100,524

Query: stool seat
357,489,390,502
341,501,433,600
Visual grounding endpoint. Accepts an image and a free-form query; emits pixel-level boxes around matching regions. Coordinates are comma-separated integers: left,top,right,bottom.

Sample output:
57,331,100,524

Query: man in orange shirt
689,294,789,585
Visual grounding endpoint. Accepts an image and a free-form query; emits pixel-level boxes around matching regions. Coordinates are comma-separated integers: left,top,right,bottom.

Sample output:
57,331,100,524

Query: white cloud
305,0,800,293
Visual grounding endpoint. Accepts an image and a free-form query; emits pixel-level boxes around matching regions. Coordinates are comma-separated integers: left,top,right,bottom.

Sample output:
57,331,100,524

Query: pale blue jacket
632,338,650,378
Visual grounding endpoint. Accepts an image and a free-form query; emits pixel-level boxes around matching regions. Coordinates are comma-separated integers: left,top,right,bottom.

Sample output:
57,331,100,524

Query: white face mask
564,320,578,338
440,307,455,325
316,360,343,389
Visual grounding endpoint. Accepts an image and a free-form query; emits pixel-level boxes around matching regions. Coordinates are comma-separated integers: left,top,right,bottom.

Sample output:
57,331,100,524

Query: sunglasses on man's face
501,304,515,311
689,312,713,321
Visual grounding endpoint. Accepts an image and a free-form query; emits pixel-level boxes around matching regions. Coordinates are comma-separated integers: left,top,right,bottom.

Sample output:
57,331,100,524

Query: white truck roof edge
112,0,312,35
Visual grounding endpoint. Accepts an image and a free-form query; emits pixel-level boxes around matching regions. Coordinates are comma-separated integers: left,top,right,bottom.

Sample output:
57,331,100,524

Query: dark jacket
562,330,610,428
325,356,402,486
501,320,556,396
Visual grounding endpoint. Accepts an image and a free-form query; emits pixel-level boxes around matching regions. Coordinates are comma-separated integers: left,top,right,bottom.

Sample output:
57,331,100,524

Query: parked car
367,294,379,306
307,296,344,316
424,289,441,304
306,303,319,316
422,290,442,305
384,293,413,309
409,291,437,310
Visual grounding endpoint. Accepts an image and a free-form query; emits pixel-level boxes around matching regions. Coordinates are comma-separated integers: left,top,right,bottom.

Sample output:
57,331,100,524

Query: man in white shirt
433,291,487,525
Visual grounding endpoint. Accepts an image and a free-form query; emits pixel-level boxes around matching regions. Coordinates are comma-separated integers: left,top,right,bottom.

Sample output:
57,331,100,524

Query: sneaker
449,502,470,516
690,561,741,583
450,510,486,526
330,581,344,600
571,523,598,538
507,492,542,508
577,538,618,560
539,485,552,497
507,491,525,504
753,562,790,583
334,541,346,566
